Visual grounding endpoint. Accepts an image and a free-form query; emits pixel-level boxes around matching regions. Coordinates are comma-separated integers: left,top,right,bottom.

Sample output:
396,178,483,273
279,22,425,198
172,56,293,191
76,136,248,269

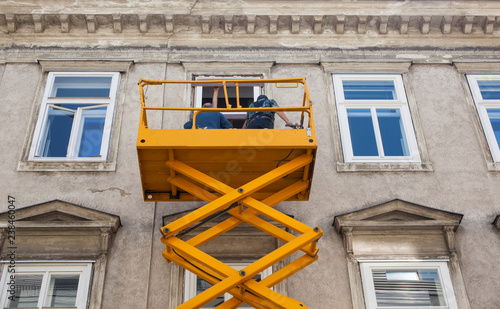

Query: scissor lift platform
137,78,321,309
138,129,316,202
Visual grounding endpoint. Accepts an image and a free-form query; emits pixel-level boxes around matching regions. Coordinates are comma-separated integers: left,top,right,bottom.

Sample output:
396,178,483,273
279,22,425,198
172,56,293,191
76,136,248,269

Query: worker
242,95,294,129
184,87,233,129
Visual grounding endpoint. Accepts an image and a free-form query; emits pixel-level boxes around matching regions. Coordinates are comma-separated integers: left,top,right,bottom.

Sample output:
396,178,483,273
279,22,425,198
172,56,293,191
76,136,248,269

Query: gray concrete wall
1,1,500,309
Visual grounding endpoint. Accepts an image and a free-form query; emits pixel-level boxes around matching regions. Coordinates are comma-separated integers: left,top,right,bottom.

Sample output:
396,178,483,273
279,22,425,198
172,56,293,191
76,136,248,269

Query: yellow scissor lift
137,78,322,309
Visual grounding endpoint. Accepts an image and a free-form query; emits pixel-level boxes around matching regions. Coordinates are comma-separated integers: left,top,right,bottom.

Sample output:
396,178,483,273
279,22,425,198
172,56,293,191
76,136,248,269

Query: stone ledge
1,13,500,36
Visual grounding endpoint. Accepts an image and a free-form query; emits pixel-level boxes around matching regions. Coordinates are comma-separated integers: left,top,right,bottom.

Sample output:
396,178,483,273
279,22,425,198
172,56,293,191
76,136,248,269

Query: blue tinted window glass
41,107,74,157
78,109,106,157
343,80,396,100
52,76,112,97
487,109,500,148
377,109,409,156
478,81,500,100
347,109,378,156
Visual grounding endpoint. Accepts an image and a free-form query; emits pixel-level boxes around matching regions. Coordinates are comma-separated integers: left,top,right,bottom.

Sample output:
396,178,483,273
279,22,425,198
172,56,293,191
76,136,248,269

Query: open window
28,72,120,161
466,75,500,162
194,76,261,128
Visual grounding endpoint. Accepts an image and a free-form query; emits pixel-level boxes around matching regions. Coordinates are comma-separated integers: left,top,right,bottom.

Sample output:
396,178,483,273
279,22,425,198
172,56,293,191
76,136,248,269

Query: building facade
1,0,500,308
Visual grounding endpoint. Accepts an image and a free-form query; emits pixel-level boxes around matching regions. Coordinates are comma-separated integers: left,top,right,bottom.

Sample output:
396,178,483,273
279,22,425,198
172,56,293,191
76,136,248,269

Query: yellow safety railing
138,77,313,130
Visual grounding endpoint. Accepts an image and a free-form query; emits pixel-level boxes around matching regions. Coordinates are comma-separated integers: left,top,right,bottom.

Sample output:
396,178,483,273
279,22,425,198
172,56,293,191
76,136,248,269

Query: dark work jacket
184,112,233,129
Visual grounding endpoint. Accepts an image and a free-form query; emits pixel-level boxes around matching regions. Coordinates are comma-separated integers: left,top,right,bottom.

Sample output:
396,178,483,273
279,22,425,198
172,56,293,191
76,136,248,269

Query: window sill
17,160,116,172
486,162,500,172
336,161,433,172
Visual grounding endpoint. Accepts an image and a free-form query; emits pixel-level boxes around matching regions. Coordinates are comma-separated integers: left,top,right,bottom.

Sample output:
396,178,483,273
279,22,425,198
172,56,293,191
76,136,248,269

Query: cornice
1,13,499,36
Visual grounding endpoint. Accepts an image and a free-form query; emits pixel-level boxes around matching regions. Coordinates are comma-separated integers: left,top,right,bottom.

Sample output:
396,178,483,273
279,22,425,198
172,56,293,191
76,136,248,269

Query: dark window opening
201,86,257,129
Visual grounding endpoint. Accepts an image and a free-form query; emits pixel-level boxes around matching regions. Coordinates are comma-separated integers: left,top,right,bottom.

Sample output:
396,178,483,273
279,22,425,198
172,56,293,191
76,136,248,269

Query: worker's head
257,95,268,101
203,102,213,108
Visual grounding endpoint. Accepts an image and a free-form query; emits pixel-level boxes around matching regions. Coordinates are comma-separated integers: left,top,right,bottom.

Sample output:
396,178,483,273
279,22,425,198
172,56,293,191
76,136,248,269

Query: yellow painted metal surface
137,78,316,202
137,78,320,308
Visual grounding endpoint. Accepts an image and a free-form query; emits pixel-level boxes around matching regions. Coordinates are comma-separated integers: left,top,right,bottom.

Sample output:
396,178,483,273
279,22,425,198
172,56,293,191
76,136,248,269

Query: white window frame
0,262,92,309
184,263,272,309
360,261,458,309
28,72,120,162
333,74,420,163
466,74,500,162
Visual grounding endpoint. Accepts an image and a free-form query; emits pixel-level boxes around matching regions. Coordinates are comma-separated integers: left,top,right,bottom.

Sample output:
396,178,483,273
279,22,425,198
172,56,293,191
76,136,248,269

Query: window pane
478,80,500,100
40,107,74,157
196,278,225,308
6,275,43,308
487,109,500,148
78,108,107,157
44,274,80,307
51,76,112,97
377,109,409,156
196,274,262,308
373,269,446,307
343,80,397,100
347,109,378,156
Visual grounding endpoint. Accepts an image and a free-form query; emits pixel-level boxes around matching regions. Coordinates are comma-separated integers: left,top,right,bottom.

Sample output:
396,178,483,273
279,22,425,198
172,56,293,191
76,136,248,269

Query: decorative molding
2,13,499,37
321,61,412,73
400,16,410,34
181,61,274,75
454,62,500,73
335,199,469,308
0,200,121,309
333,198,463,235
38,60,134,72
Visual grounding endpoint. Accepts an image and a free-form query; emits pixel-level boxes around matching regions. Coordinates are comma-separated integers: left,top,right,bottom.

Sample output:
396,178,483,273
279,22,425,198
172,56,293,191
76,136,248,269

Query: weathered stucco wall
3,61,498,308
1,1,500,309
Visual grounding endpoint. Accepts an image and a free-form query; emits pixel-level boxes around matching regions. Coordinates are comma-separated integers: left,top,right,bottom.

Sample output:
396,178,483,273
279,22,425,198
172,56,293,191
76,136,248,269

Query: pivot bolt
313,226,320,232
239,270,246,276
163,228,170,234
238,188,244,193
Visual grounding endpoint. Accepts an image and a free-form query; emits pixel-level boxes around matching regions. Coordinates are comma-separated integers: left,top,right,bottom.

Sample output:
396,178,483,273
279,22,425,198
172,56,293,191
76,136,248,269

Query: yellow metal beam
168,176,317,257
162,154,312,236
165,252,273,309
164,235,312,309
217,255,318,309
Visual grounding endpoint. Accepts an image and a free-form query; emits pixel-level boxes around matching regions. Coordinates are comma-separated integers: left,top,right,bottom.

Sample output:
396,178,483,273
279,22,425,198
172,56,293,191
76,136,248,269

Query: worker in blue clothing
184,87,233,129
242,95,293,129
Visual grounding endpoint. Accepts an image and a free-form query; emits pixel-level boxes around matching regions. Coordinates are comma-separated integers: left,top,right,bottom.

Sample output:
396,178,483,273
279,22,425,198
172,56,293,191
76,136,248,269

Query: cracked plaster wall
0,1,500,309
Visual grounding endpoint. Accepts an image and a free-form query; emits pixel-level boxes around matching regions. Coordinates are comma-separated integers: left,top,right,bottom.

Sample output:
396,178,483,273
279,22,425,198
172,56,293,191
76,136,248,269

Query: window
360,262,458,309
184,264,272,308
334,199,467,308
333,75,420,163
467,75,500,162
194,77,261,128
0,263,92,309
28,72,120,161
